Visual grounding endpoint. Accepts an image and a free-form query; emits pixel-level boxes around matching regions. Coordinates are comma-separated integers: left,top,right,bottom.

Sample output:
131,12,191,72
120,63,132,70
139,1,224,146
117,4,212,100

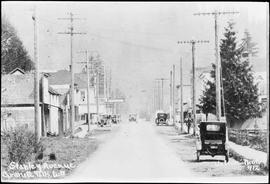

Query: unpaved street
68,120,193,182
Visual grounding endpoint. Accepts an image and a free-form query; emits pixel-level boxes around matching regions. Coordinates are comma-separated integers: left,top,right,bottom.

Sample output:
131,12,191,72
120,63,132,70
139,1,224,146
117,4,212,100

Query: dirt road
154,124,268,181
68,120,193,182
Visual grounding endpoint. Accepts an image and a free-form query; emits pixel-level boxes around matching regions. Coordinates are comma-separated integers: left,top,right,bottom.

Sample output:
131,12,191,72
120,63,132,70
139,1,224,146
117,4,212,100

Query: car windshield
158,113,165,116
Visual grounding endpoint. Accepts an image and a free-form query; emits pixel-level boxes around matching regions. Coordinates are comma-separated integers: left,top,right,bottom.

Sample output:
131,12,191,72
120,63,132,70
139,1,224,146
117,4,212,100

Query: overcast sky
2,2,268,112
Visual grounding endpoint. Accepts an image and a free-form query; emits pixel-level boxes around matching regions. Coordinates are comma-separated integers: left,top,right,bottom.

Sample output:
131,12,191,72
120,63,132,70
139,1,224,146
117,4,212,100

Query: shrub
1,127,45,164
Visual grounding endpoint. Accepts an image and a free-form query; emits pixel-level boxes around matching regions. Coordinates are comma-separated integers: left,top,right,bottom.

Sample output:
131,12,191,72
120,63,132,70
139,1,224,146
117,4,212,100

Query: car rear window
206,124,221,131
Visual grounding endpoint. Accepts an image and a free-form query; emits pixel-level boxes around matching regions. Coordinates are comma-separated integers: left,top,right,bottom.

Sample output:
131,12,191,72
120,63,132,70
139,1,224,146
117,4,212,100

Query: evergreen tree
239,29,259,57
1,15,34,74
199,21,261,127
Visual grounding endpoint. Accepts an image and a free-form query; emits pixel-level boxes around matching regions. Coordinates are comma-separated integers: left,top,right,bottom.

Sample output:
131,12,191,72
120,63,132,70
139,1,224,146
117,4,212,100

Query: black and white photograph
1,1,269,183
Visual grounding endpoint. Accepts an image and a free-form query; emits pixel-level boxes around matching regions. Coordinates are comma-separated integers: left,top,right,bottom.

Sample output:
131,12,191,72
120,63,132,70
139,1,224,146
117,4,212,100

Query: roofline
8,67,25,74
200,121,227,124
1,104,35,107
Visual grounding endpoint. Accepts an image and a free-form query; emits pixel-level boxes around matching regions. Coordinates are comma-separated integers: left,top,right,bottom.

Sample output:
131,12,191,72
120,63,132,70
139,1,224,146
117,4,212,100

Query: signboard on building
107,98,125,103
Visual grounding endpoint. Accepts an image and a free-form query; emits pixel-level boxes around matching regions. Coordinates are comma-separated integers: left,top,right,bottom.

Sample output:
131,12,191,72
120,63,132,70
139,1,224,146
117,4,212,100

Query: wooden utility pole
104,66,108,101
178,40,209,135
58,13,86,135
180,57,183,132
154,81,158,112
170,71,172,116
109,68,112,100
154,81,157,111
33,6,41,142
170,70,172,113
156,78,169,111
153,82,156,112
77,50,91,132
194,11,239,121
153,84,156,114
158,80,160,110
266,4,269,170
161,79,164,111
172,65,176,124
96,72,100,117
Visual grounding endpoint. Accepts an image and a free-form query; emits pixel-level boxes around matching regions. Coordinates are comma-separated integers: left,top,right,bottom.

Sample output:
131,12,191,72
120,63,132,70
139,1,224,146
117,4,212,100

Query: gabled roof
8,67,25,75
49,86,61,96
254,72,267,81
1,74,60,105
47,70,90,89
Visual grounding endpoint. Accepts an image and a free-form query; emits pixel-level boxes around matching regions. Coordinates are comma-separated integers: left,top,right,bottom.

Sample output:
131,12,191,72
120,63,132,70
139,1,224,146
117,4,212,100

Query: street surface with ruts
66,119,267,182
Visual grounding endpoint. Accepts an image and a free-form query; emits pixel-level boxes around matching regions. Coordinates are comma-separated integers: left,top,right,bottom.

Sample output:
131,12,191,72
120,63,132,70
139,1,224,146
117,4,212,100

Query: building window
81,91,86,102
81,114,85,120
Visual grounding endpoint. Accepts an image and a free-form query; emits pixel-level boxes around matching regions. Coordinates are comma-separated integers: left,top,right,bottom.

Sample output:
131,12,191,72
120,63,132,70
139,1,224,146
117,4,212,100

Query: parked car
98,114,111,127
111,114,119,124
116,114,121,123
196,121,229,162
129,114,137,122
155,113,169,126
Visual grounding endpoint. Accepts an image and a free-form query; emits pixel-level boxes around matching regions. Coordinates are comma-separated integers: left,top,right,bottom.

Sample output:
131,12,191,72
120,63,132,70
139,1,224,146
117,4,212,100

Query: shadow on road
189,159,226,163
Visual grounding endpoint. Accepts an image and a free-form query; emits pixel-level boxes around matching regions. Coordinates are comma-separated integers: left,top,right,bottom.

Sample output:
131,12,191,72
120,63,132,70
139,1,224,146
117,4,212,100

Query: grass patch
40,136,98,176
1,125,120,181
1,136,98,180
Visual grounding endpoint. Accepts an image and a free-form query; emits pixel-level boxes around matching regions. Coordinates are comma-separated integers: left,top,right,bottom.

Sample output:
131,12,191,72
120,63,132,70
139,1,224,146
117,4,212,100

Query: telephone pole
266,5,269,170
178,40,209,135
155,80,161,110
58,12,86,135
180,57,183,132
194,11,239,121
170,71,172,117
77,50,91,132
156,78,169,111
153,82,156,113
172,65,176,125
33,6,41,142
154,81,158,112
96,72,100,117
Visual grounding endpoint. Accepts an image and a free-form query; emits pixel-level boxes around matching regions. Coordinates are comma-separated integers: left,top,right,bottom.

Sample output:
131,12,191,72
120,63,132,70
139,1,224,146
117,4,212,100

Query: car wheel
225,153,229,162
196,151,200,162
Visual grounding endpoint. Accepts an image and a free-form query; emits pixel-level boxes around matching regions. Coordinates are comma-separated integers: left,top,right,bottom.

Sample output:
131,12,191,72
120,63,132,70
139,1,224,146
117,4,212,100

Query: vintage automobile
155,113,169,126
196,121,229,162
116,114,121,123
111,114,120,124
129,114,137,122
98,114,111,127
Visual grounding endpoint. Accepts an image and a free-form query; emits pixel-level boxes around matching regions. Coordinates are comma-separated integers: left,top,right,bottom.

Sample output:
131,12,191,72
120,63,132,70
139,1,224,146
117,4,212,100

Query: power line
89,32,173,52
58,12,86,136
178,39,209,135
194,10,239,121
193,11,239,16
76,50,91,132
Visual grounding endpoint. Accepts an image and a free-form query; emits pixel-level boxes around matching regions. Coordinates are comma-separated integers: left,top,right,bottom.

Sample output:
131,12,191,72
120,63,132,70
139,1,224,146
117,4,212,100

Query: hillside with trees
1,14,34,74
